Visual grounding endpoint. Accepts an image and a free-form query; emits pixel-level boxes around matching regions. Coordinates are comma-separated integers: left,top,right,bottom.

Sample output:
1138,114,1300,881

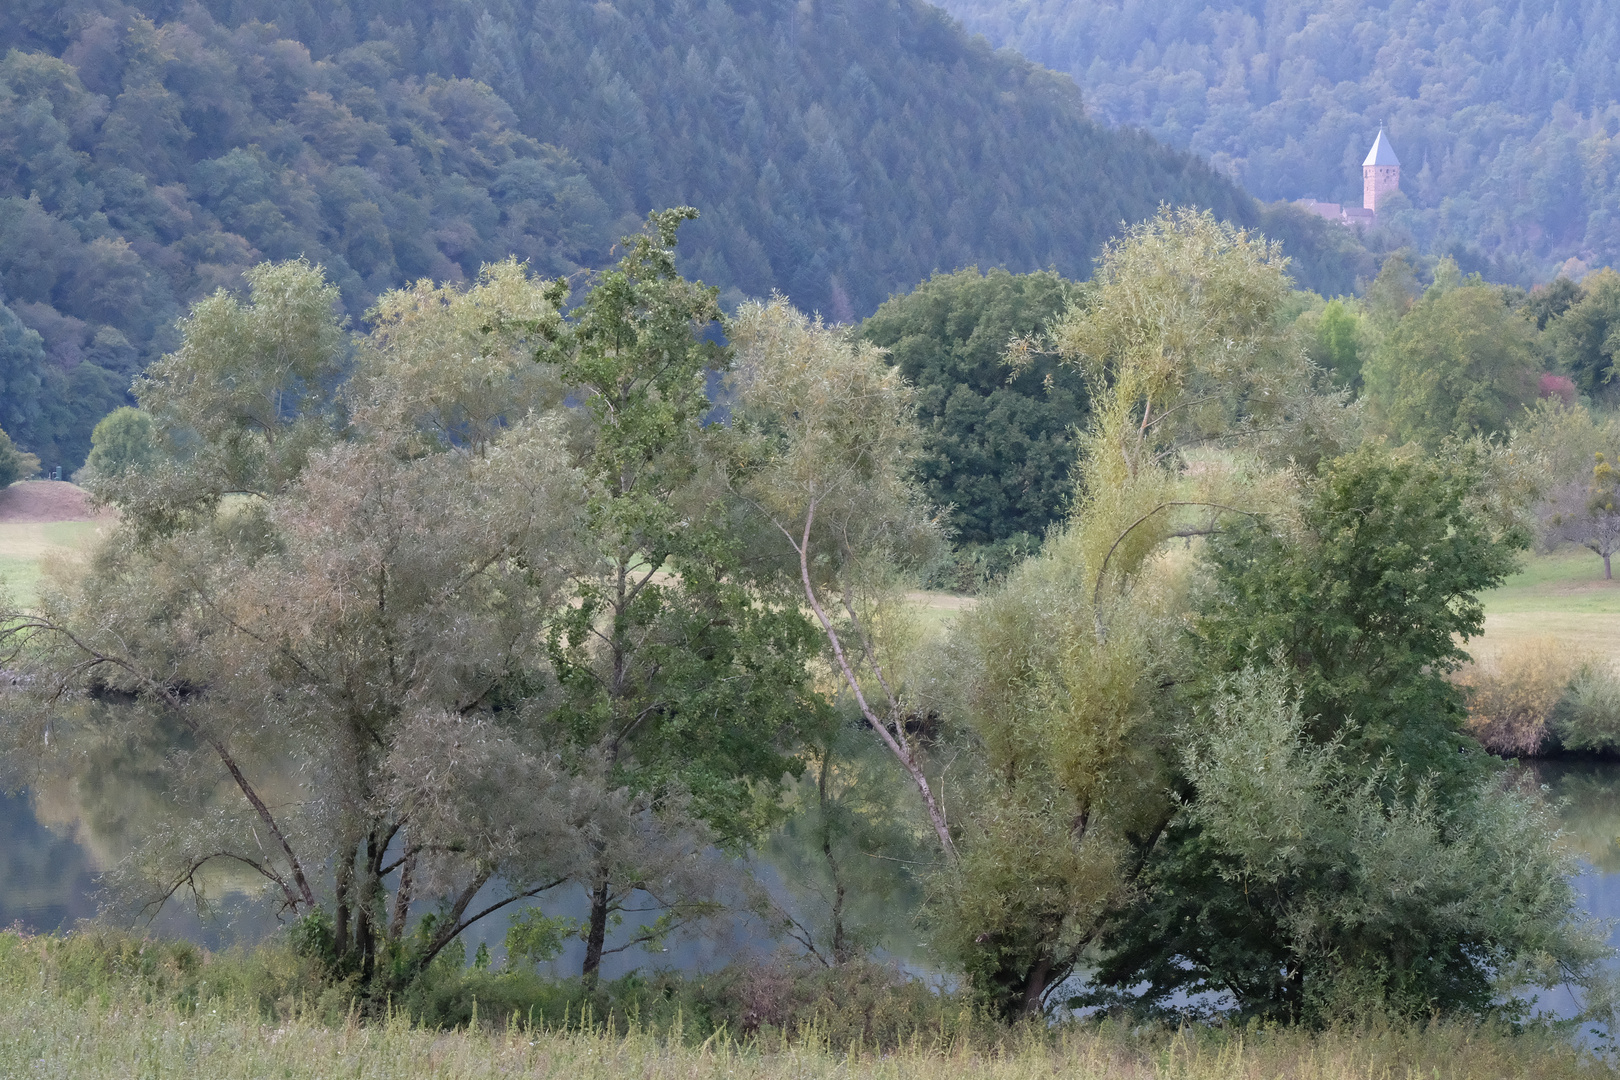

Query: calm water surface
7,763,1620,988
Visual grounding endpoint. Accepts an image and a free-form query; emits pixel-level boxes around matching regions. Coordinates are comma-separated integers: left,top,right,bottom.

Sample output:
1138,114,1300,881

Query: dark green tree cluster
857,268,1083,548
938,0,1620,280
142,0,1266,316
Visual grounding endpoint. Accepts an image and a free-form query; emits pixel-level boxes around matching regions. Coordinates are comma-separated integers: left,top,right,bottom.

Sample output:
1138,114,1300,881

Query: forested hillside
0,0,1342,472
935,0,1620,280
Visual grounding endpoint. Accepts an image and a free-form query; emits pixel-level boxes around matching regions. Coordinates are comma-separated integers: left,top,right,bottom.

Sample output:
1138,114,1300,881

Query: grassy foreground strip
0,934,1610,1080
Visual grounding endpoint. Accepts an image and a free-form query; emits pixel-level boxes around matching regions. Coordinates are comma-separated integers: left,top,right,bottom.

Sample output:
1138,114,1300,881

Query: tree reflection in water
0,789,97,931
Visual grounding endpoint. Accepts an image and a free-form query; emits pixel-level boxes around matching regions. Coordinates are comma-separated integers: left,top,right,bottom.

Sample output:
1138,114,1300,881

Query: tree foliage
1362,268,1540,450
933,208,1329,1018
1085,448,1557,1022
0,0,1373,469
730,295,951,857
1,216,825,994
856,268,1083,547
0,424,40,487
536,211,826,981
80,405,157,481
1547,269,1620,400
1089,664,1607,1023
1189,448,1524,783
1516,399,1620,579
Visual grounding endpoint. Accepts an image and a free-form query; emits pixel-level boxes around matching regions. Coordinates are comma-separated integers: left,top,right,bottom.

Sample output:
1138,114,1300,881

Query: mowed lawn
1471,545,1620,665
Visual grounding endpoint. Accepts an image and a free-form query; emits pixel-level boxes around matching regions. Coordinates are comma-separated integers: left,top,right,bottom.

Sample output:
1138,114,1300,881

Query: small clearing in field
0,482,114,606
1469,546,1620,663
0,481,109,524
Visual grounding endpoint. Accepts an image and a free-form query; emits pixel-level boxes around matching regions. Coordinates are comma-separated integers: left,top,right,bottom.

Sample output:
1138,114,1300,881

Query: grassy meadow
0,931,1609,1080
1472,547,1620,665
908,542,1620,662
0,518,104,607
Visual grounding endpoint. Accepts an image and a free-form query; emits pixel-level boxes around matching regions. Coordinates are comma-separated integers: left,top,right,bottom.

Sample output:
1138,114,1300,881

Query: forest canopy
0,0,1370,471
937,0,1620,282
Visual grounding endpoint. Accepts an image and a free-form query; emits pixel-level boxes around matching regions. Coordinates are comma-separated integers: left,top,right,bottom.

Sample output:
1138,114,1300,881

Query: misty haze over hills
935,0,1620,279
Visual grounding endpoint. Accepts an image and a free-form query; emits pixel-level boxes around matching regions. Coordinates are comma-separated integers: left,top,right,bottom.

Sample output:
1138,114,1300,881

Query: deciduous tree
1088,448,1553,1021
534,211,826,983
934,208,1329,1017
730,297,950,860
1362,266,1540,450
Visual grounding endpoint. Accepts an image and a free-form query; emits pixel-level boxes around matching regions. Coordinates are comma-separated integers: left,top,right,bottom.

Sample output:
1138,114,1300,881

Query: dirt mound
0,481,109,524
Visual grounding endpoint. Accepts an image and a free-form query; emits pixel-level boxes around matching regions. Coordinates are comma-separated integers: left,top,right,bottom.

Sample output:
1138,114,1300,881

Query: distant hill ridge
0,0,1355,470
934,0,1620,282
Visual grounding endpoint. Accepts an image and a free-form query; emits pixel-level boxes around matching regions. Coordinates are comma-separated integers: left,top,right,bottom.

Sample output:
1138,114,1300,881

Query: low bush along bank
0,930,1612,1080
1460,636,1620,756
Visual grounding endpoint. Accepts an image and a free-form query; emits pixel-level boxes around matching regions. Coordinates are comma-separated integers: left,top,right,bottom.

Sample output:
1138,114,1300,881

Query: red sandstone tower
1362,127,1401,212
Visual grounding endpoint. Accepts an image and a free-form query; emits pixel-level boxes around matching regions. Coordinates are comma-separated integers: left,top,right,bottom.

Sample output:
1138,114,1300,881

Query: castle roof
1363,128,1400,167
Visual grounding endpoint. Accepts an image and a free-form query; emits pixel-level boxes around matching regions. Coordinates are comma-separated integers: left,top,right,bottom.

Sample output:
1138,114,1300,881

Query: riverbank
0,930,1610,1080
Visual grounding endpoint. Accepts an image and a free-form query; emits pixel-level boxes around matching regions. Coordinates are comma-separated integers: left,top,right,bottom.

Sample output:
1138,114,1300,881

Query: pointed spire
1363,126,1400,167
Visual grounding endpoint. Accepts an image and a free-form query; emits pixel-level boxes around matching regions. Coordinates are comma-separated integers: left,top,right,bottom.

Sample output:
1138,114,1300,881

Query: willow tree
93,259,352,535
729,298,950,856
935,208,1335,1016
0,259,598,988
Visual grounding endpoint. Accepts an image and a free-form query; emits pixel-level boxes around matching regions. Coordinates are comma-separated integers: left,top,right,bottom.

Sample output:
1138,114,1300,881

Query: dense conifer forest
935,0,1620,281
0,0,1377,472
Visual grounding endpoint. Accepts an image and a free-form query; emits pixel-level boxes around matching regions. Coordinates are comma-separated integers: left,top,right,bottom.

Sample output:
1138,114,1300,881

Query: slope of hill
0,0,1355,470
935,0,1619,280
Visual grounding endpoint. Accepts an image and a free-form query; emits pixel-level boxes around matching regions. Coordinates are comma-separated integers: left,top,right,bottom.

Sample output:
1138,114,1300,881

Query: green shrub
80,407,158,482
1552,663,1620,753
7,928,330,1021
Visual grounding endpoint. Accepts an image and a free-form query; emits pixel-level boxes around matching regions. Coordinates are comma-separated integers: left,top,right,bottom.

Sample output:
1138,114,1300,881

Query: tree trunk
334,850,354,958
358,832,380,982
389,848,416,941
790,508,956,859
1606,550,1613,580
582,867,612,985
818,754,849,964
1021,954,1053,1017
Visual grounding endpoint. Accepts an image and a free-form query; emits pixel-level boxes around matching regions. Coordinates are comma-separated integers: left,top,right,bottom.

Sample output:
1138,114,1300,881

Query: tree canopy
857,268,1083,547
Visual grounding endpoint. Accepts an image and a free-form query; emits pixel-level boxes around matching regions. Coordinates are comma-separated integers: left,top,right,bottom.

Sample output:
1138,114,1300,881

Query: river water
6,761,1620,994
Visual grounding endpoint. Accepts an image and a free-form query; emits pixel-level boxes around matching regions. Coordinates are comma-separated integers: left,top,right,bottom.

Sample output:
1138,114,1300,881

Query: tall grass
1458,637,1590,755
1457,637,1620,756
0,930,1611,1079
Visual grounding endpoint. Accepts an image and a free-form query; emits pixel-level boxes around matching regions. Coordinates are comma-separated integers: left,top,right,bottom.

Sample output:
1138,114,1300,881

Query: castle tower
1362,127,1401,212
